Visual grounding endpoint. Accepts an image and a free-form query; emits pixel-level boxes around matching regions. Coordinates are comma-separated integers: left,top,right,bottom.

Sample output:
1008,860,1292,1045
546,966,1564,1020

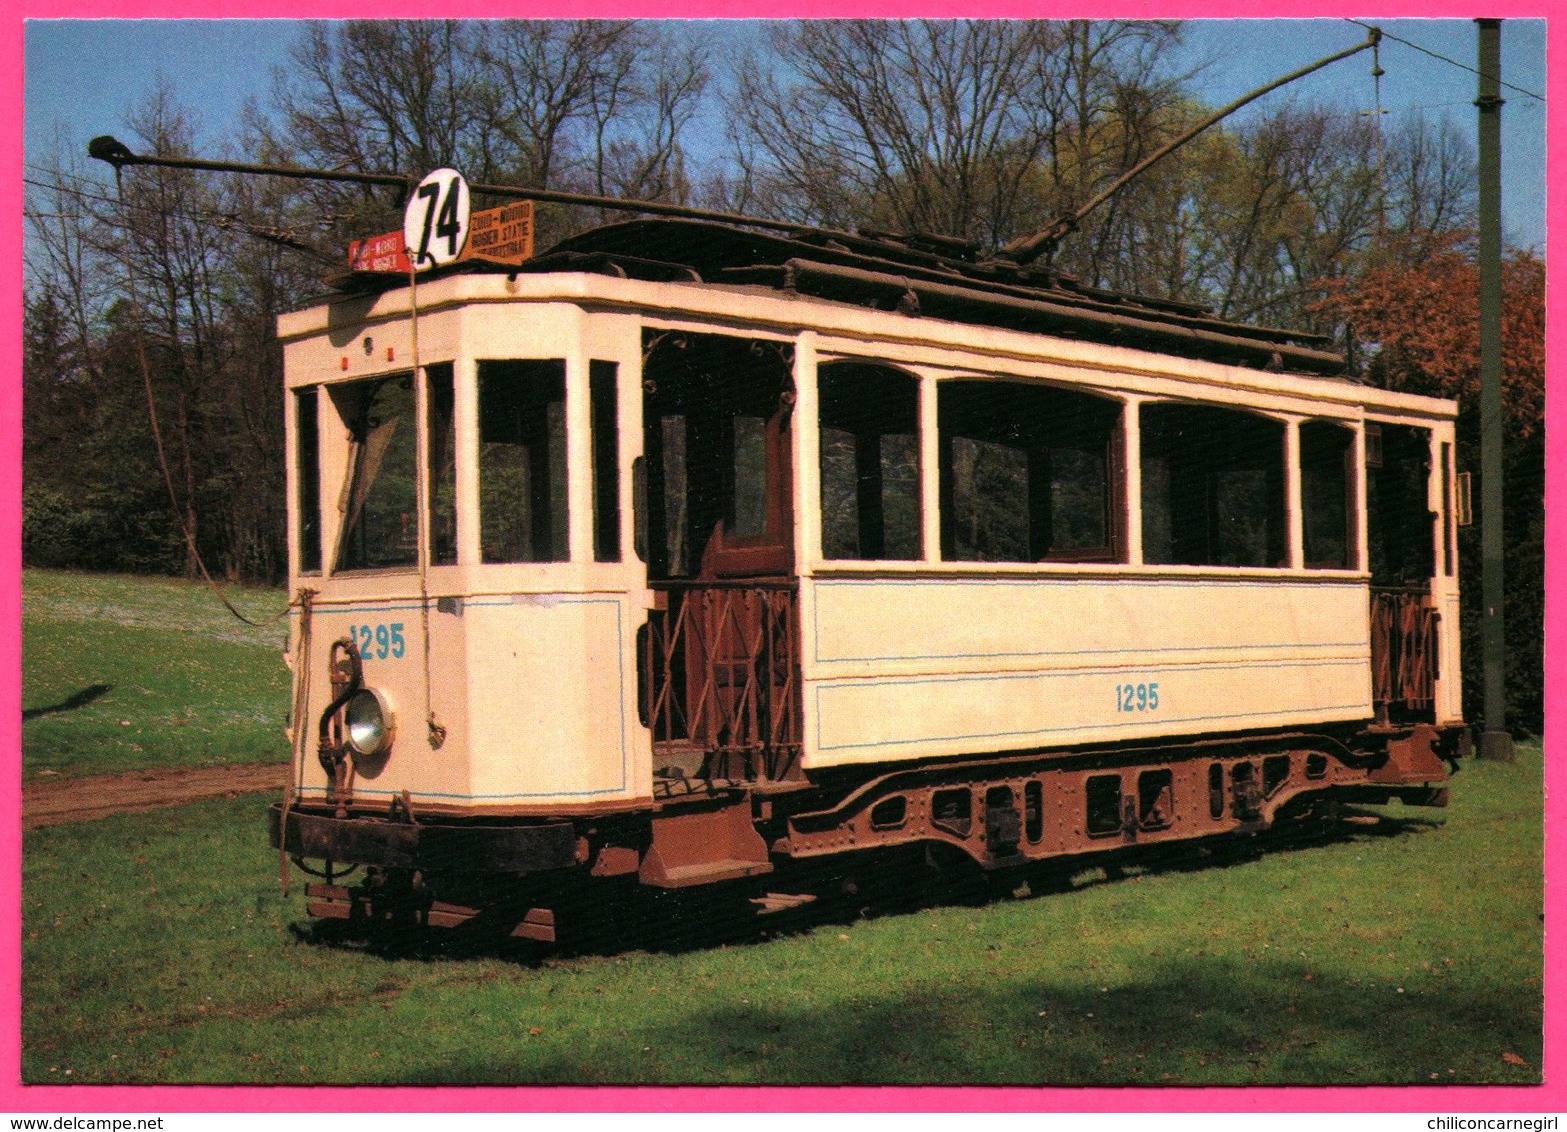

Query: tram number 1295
348,623,406,661
1116,682,1160,712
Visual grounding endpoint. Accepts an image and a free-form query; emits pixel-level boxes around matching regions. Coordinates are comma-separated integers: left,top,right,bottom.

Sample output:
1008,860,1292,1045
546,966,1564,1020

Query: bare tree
726,20,1190,249
470,21,708,229
273,21,482,177
1382,115,1476,251
587,35,709,205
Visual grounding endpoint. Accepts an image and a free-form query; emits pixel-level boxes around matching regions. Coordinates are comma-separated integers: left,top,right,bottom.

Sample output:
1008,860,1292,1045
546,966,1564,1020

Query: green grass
21,569,292,777
21,743,1543,1086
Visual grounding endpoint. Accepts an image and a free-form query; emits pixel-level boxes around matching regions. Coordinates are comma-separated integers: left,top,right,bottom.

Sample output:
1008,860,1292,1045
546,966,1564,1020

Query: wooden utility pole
1475,18,1513,761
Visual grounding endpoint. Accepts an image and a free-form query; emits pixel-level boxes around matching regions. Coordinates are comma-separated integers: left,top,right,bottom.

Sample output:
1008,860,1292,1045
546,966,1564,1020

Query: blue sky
22,17,1549,253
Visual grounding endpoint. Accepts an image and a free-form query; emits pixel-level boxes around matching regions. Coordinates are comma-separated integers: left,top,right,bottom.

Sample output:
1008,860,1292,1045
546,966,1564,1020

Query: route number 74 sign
403,168,470,270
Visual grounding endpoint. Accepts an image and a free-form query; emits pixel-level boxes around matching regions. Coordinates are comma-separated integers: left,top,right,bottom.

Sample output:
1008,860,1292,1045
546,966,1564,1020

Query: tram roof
326,217,1350,379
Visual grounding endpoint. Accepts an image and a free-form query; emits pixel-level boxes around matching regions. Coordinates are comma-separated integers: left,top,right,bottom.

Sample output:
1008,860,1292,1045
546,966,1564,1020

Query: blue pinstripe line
815,703,1371,752
816,657,1366,692
297,594,632,616
293,785,629,801
290,601,432,616
813,577,1365,591
810,577,1369,664
815,641,1367,664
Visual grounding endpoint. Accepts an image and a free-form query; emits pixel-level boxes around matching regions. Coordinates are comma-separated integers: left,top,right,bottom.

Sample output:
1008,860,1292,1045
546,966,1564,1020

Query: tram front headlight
344,688,395,757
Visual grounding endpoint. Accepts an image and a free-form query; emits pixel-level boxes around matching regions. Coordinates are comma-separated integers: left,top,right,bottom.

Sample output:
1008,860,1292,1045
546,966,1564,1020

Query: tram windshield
332,373,419,571
478,359,569,564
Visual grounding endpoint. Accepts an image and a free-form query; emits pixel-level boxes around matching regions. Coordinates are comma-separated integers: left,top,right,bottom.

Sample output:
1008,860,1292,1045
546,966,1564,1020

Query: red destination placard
346,230,413,275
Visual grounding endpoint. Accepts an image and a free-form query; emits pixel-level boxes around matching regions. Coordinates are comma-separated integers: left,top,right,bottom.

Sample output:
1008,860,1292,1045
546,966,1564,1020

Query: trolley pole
1475,18,1513,761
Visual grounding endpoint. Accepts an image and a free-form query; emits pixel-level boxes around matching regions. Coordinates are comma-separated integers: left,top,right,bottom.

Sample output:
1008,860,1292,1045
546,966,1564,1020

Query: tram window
1366,422,1435,586
332,373,419,572
818,364,920,560
938,380,1118,563
478,360,568,564
1300,420,1355,570
947,435,1029,560
590,361,621,562
426,363,457,566
659,414,689,575
294,387,321,574
733,414,769,539
1140,403,1285,568
642,331,794,577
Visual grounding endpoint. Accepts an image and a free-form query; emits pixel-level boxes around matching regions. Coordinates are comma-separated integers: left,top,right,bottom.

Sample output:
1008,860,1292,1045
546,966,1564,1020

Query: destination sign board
460,200,534,266
344,201,535,276
346,230,413,275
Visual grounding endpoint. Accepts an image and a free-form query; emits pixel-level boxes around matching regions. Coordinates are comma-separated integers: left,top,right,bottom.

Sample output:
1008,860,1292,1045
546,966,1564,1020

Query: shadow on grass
282,808,1538,1086
453,948,1540,1086
22,683,112,721
292,808,1446,967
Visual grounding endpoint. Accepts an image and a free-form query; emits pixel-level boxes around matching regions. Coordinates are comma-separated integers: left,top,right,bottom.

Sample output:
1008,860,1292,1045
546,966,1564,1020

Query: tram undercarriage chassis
270,722,1462,944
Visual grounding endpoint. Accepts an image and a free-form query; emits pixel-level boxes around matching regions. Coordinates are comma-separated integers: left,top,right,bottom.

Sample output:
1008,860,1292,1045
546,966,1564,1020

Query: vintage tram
269,217,1465,942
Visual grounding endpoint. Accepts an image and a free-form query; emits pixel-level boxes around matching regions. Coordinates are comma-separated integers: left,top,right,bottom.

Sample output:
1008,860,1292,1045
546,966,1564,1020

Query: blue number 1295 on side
349,622,405,660
1116,682,1159,712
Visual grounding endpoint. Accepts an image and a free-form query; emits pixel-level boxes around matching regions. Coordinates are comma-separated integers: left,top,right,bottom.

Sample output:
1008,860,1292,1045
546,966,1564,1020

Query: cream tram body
275,226,1463,929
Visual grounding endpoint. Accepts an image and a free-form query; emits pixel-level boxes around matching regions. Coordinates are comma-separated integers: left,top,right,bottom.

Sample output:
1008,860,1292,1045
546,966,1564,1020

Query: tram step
640,799,774,888
654,858,774,887
750,891,818,915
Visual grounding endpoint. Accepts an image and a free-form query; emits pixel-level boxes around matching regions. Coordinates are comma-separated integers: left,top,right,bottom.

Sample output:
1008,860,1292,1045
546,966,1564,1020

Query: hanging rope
110,163,298,630
277,586,317,896
405,254,447,751
111,163,317,890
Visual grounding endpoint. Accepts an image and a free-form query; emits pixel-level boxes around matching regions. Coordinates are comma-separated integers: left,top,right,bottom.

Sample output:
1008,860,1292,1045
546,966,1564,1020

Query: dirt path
23,763,288,829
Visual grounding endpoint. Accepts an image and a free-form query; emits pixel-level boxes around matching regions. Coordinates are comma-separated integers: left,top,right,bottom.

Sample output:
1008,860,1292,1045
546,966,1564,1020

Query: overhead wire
99,161,303,631
1343,19,1545,103
24,171,344,261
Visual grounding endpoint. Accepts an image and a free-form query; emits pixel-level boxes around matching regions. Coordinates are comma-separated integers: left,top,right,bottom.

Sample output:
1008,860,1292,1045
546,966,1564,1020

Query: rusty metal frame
779,731,1450,870
642,580,802,784
1371,588,1438,714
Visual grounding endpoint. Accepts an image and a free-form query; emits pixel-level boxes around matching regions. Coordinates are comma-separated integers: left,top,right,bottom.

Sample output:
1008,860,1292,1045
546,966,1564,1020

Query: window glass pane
1140,451,1172,563
819,425,860,559
1301,420,1354,569
949,435,1030,561
732,414,769,539
1140,403,1285,568
660,414,688,575
1367,422,1434,585
427,363,457,566
1050,447,1109,550
1213,466,1275,566
295,387,321,574
939,380,1118,563
590,361,621,562
817,364,920,560
478,360,568,563
879,432,920,559
333,373,418,572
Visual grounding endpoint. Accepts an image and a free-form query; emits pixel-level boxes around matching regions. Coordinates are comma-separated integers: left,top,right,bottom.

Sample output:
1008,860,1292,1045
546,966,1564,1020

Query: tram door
1365,422,1439,723
639,333,801,783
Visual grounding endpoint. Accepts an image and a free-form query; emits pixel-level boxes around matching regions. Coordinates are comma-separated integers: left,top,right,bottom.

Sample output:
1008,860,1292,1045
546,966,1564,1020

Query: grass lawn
21,743,1542,1086
21,569,291,777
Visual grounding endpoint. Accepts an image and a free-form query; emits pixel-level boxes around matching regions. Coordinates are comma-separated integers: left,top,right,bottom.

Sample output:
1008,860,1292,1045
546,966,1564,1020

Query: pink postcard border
3,0,1558,1114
